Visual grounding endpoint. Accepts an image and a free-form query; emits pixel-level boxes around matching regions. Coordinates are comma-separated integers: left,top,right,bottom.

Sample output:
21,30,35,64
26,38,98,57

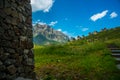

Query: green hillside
86,27,120,40
85,27,120,46
34,27,120,80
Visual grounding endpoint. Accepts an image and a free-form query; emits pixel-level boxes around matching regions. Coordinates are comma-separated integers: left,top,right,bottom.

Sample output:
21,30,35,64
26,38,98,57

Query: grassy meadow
34,27,120,80
34,41,120,80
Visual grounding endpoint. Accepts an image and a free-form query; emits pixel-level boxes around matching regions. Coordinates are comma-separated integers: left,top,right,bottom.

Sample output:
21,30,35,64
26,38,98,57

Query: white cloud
57,29,62,32
110,12,118,18
33,20,58,26
49,21,58,26
32,21,47,26
33,20,47,25
90,10,108,21
38,22,47,25
82,28,89,31
31,0,54,12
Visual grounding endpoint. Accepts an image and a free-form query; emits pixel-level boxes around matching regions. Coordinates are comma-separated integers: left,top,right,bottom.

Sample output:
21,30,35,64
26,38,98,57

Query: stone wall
0,0,36,80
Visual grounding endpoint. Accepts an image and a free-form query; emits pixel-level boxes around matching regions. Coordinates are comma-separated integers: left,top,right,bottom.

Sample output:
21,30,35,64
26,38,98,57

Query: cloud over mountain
57,29,62,31
49,21,58,26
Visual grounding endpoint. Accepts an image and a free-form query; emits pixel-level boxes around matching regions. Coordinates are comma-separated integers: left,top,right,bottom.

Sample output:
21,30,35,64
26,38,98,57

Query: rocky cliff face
0,0,35,80
33,24,69,45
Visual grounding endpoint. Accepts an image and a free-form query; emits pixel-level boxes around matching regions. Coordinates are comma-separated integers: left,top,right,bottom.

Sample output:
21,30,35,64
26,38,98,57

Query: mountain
33,24,69,45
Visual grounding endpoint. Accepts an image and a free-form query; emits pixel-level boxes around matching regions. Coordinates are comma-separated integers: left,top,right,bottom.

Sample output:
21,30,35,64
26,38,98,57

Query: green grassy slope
86,27,120,39
34,27,120,80
85,27,120,46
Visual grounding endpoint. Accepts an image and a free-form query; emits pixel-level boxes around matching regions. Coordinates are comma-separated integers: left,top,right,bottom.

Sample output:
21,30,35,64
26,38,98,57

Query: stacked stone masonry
0,0,36,80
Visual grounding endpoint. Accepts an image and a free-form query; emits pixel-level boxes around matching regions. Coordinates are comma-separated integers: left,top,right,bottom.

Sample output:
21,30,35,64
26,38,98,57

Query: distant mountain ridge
33,24,69,45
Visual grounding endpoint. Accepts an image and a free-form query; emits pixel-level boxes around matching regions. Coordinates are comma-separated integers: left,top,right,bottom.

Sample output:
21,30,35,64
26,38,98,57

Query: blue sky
31,0,120,37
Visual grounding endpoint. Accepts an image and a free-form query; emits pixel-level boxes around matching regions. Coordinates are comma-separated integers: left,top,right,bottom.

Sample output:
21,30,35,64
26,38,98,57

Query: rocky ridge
33,23,69,45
